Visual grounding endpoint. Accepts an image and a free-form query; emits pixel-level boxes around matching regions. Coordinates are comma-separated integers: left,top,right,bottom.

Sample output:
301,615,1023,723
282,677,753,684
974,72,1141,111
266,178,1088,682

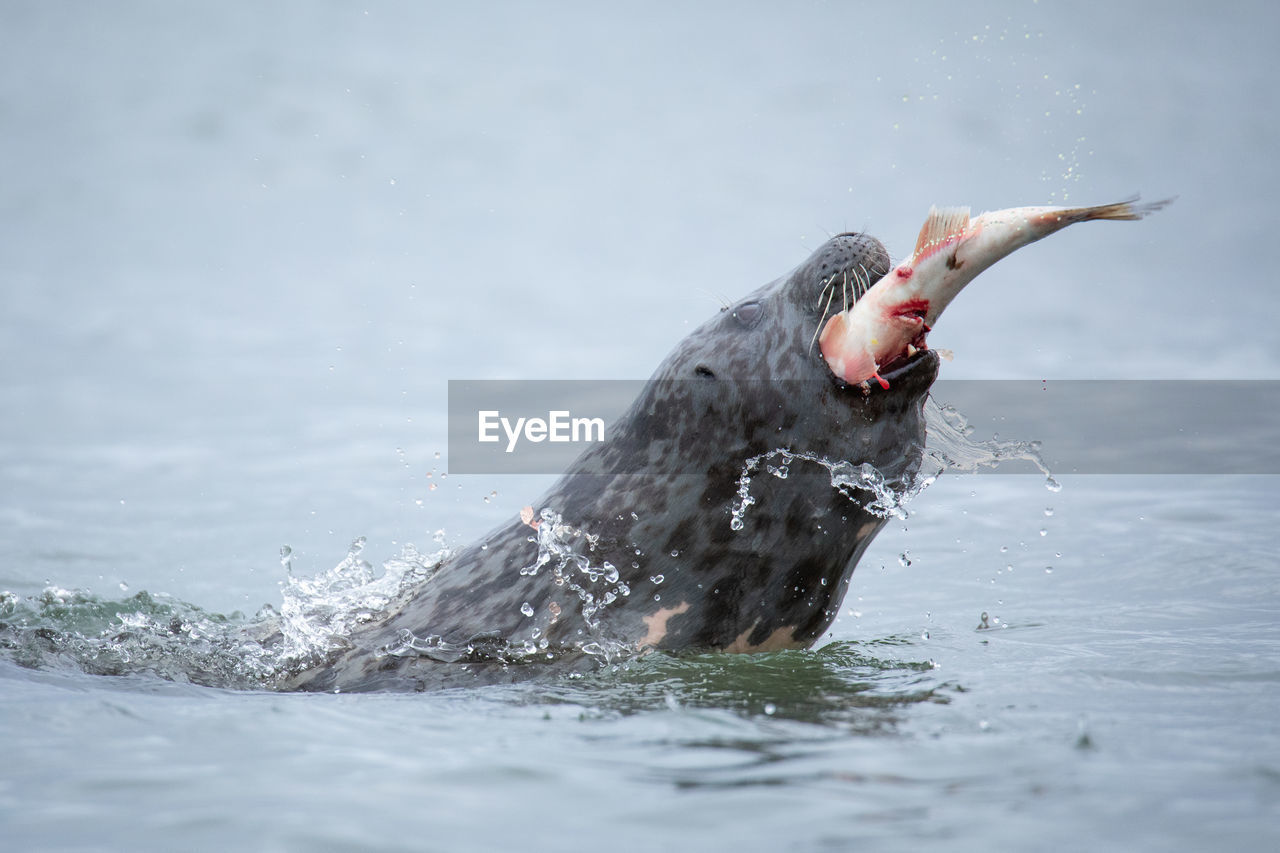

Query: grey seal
281,231,940,692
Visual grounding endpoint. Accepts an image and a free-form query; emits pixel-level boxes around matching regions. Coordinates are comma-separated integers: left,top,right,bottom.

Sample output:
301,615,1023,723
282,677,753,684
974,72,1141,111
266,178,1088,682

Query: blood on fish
891,298,930,320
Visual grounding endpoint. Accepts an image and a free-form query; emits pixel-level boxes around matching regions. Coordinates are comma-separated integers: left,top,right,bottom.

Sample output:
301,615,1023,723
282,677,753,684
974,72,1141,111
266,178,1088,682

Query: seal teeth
906,344,918,357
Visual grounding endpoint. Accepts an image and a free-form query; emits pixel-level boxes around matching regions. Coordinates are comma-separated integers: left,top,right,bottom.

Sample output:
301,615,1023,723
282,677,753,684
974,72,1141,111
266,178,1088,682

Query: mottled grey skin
282,232,940,692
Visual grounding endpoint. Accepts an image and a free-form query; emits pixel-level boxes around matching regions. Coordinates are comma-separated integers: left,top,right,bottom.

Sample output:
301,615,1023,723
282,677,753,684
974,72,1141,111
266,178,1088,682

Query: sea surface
2,2,1278,851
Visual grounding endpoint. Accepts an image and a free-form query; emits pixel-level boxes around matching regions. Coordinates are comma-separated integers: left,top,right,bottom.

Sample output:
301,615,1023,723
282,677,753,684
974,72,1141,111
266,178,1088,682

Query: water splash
730,398,1059,531
0,540,449,689
921,398,1060,491
0,586,281,689
373,508,639,669
517,509,631,634
275,538,447,666
731,448,921,530
377,629,478,663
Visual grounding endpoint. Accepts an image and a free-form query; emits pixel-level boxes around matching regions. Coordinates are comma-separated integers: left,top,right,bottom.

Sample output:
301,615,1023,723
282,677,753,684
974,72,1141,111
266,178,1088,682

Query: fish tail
1053,195,1176,224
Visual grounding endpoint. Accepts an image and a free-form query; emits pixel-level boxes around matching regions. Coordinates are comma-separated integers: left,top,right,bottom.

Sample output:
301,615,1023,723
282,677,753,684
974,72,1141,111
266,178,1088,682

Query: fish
818,196,1173,389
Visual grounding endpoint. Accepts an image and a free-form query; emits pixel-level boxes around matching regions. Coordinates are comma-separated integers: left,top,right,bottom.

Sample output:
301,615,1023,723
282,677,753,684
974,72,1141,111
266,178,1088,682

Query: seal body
283,232,940,692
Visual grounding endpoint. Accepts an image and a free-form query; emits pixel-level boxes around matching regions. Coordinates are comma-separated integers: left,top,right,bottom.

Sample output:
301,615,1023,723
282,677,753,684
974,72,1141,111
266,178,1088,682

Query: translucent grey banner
447,380,1280,475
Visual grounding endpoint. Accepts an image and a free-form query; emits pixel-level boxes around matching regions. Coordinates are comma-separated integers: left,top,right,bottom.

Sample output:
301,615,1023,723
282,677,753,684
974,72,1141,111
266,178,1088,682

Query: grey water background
2,1,1278,850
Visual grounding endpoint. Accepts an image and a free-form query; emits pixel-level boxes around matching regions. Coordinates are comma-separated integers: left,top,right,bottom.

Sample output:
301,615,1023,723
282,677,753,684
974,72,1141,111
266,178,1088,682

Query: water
3,1,1279,850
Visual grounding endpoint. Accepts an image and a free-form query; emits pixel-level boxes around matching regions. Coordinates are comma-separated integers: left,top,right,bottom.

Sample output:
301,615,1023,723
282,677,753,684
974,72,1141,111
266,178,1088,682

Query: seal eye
694,365,716,379
732,301,763,327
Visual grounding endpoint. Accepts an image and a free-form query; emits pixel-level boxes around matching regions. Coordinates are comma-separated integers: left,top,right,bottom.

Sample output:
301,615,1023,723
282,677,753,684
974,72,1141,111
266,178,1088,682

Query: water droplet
520,602,534,617
1039,528,1047,537
1045,566,1054,574
1000,545,1008,553
653,594,661,602
921,630,930,640
1044,507,1055,517
669,549,679,558
763,703,777,716
118,581,129,592
898,551,912,567
650,574,664,584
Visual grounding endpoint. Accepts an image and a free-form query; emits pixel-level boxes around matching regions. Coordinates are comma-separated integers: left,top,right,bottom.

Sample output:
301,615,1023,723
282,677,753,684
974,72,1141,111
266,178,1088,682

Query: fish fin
912,205,971,261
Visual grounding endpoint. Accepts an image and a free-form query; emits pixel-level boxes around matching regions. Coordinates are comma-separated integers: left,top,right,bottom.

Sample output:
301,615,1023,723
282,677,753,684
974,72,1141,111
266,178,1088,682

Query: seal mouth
876,325,931,377
876,346,931,384
825,345,933,392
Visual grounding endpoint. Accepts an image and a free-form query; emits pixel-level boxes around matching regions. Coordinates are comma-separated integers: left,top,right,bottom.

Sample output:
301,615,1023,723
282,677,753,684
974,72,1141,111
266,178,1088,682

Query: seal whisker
816,274,835,309
810,282,838,354
856,263,873,300
694,288,734,311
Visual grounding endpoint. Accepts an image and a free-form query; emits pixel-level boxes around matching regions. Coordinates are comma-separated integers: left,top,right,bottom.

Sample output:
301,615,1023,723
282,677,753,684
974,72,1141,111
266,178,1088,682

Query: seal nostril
694,365,716,379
